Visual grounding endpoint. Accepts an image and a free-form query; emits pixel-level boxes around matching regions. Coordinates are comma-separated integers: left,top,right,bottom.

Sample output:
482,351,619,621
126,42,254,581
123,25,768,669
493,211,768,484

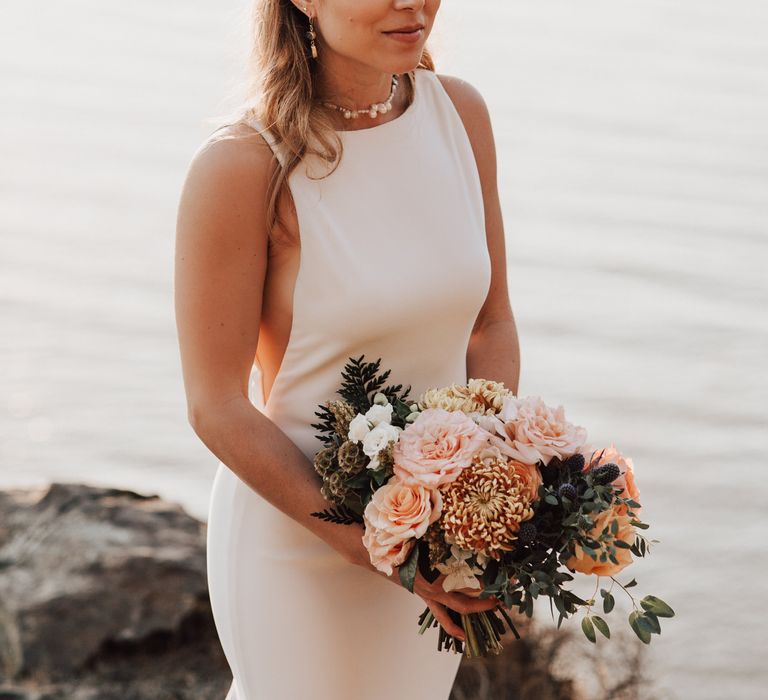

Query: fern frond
310,503,364,525
311,404,338,446
337,355,413,411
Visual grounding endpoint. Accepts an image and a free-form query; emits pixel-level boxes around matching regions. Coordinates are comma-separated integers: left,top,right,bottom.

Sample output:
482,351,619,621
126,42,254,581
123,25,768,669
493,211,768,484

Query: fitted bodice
246,67,492,460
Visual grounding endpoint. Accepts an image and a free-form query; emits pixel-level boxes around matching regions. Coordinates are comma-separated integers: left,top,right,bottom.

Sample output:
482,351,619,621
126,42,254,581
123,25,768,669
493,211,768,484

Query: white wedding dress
206,67,492,700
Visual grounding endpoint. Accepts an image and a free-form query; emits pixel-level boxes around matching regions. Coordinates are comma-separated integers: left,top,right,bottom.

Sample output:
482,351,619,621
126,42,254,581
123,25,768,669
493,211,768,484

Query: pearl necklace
321,74,399,120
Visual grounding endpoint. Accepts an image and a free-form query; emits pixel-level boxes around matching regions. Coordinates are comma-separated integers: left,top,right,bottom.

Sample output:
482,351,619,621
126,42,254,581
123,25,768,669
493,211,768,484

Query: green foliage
309,503,363,525
310,403,342,447
581,616,596,643
643,610,662,634
640,595,675,618
398,541,420,593
592,615,611,639
600,588,615,613
337,355,412,413
629,610,652,644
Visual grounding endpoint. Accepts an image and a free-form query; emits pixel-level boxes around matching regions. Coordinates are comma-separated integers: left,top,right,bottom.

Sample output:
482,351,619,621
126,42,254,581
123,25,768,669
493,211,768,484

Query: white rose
362,423,399,458
365,403,393,427
348,414,371,443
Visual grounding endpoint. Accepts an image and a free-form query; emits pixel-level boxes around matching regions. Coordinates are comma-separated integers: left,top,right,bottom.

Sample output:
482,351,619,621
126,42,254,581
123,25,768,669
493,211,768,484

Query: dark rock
0,483,230,700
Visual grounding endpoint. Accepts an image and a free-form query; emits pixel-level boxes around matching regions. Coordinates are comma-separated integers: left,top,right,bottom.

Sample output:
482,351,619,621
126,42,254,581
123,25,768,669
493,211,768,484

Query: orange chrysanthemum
438,450,534,560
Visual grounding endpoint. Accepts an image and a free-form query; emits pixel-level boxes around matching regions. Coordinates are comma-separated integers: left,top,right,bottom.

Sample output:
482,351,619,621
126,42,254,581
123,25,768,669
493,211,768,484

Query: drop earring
303,5,318,59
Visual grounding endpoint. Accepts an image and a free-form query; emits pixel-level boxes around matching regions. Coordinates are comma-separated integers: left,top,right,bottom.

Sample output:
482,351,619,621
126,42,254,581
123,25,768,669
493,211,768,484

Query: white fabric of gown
206,67,492,700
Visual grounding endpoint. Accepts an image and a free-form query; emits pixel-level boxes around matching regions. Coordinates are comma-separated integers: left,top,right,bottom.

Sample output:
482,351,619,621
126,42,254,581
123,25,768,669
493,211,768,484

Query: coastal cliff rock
0,482,647,700
0,482,230,699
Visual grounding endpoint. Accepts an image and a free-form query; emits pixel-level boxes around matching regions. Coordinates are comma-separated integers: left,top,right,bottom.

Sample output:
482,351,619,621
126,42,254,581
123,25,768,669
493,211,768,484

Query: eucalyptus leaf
581,616,597,643
592,615,611,639
643,610,662,634
640,595,675,618
629,610,651,644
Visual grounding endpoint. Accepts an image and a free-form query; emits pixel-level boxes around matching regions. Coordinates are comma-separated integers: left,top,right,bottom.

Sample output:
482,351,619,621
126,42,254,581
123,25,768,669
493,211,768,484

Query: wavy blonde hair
210,0,436,246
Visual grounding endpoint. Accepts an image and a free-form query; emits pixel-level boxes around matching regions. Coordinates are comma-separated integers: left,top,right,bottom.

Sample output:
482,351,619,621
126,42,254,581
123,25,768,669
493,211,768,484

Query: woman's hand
383,564,501,641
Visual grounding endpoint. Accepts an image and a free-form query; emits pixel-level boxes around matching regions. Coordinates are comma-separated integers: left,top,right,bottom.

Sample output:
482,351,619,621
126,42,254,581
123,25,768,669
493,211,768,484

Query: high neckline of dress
332,69,420,137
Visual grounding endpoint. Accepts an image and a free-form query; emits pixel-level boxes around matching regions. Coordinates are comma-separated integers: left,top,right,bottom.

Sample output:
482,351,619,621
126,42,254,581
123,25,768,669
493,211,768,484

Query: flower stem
418,609,435,635
462,613,482,657
610,575,638,608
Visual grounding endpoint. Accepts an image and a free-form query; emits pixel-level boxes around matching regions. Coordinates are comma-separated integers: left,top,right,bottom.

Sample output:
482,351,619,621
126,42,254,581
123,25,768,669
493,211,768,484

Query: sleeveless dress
206,67,492,700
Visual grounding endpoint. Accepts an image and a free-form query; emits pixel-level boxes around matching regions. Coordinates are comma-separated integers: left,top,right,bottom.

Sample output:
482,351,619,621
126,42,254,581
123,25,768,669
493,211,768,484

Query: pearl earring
303,5,318,59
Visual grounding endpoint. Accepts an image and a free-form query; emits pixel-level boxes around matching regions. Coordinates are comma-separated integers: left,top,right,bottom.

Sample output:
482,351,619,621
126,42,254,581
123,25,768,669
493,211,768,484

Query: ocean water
1,1,766,697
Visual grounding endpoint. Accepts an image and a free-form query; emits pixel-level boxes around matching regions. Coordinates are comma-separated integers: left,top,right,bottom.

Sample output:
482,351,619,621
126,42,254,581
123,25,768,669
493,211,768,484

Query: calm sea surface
2,1,766,697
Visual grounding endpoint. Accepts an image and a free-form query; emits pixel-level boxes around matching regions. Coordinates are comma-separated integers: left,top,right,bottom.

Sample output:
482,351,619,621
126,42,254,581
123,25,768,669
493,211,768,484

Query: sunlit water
2,1,766,697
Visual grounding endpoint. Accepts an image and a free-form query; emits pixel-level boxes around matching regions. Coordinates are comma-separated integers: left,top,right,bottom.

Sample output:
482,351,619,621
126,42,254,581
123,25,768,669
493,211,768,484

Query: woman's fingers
424,598,465,641
415,573,501,614
437,589,500,614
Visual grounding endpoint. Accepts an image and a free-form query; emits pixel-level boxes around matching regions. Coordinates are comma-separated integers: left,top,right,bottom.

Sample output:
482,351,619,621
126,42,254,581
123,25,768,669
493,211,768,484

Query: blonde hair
208,0,436,246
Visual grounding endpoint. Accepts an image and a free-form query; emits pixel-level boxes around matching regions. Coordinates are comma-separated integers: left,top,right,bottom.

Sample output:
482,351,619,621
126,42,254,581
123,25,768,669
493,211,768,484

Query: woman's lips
383,27,424,44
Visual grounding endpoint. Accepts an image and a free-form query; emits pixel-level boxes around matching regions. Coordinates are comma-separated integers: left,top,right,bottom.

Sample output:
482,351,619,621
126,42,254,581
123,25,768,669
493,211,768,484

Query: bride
174,1,520,697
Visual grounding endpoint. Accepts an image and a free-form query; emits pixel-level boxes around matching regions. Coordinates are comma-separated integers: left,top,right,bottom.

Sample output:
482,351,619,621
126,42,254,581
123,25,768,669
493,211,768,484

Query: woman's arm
436,73,521,394
174,132,370,567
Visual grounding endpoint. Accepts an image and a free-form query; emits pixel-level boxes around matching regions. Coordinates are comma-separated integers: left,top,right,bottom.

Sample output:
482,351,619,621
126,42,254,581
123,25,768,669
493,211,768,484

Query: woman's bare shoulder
176,120,280,254
187,120,277,187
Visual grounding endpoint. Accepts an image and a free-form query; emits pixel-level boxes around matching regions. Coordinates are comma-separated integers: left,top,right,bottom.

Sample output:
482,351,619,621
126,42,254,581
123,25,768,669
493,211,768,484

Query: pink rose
362,477,443,575
489,395,588,466
586,443,641,518
565,503,635,577
392,408,491,488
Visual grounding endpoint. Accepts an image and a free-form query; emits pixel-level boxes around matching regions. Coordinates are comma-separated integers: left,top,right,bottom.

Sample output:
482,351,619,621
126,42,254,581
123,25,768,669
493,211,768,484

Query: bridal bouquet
310,356,674,657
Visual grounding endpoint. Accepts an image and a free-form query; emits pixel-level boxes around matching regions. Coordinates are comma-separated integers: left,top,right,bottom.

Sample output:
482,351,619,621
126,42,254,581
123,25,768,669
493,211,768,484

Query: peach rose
586,443,641,518
565,503,635,577
392,408,491,488
362,476,443,575
362,533,415,577
489,395,588,466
